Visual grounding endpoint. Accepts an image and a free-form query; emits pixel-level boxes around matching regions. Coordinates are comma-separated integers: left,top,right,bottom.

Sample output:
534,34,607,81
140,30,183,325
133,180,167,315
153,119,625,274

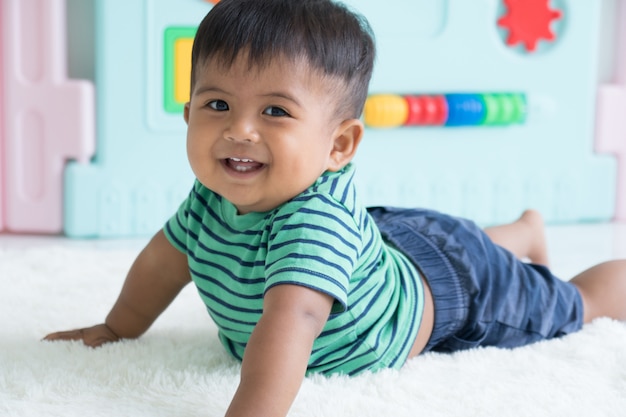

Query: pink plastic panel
595,0,626,220
1,0,95,233
0,3,4,230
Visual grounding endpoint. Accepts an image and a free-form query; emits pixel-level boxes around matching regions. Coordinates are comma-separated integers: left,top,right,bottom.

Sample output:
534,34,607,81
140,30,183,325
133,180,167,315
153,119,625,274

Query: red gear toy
498,0,562,52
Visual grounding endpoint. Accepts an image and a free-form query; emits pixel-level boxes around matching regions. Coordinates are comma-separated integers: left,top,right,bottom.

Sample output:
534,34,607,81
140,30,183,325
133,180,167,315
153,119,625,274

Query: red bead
421,95,447,125
404,95,423,125
403,95,447,125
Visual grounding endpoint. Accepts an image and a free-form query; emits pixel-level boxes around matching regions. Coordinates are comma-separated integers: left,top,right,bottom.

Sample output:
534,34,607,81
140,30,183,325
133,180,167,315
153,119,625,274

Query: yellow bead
364,95,408,128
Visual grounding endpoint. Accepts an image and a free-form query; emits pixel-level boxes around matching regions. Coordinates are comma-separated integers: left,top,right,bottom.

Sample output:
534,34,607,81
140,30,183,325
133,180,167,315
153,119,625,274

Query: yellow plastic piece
174,38,194,104
364,94,408,128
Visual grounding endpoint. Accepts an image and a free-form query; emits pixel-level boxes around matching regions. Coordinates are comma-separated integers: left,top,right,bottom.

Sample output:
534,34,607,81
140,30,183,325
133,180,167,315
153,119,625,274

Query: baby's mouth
224,157,265,173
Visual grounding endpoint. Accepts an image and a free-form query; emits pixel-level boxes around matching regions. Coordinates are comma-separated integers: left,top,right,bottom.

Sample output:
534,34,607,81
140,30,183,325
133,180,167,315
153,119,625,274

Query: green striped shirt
164,164,424,375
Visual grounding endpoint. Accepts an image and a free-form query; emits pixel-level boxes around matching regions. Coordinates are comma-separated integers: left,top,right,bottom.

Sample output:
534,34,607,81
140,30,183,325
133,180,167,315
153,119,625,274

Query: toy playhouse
1,0,625,237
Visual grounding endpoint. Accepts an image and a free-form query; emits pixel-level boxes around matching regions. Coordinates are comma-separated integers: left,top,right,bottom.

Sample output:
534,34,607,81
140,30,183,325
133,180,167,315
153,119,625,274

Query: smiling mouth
223,157,265,173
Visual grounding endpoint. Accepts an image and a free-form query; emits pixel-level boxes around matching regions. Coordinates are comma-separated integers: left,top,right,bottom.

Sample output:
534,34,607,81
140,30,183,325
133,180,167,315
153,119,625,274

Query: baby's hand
43,324,120,348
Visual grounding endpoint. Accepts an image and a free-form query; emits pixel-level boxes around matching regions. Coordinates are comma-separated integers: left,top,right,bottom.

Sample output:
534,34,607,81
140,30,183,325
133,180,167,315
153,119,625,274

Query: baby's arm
225,284,333,417
44,229,191,347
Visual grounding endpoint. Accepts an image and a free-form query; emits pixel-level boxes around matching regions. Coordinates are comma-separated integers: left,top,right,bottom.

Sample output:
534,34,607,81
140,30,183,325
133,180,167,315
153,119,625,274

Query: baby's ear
327,119,364,172
183,102,191,124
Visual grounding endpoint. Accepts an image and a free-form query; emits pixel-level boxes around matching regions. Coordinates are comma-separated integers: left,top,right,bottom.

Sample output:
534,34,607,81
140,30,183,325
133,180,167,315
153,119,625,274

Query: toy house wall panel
63,0,207,237
1,0,95,233
0,2,4,230
595,0,626,220
63,0,618,237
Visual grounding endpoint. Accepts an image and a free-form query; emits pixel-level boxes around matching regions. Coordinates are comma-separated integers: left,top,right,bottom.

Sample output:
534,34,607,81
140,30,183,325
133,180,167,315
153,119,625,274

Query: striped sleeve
163,184,195,254
264,194,361,312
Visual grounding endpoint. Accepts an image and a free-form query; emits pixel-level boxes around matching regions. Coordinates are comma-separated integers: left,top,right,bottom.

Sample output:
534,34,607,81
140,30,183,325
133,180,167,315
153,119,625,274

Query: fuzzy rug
1,244,626,417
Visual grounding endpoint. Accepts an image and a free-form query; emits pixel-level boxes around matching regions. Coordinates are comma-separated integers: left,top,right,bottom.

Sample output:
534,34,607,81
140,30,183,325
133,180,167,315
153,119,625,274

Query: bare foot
484,209,550,266
518,209,549,267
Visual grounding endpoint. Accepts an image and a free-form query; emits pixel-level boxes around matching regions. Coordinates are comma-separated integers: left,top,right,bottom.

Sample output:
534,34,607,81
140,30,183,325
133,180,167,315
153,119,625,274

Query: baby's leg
570,260,626,323
483,209,549,266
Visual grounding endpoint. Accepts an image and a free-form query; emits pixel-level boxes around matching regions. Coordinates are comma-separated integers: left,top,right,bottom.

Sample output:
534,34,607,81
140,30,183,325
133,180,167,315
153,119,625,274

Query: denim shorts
367,206,583,353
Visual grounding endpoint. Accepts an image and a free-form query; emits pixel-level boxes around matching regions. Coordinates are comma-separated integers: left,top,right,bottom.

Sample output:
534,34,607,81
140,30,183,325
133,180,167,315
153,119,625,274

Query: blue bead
444,94,486,126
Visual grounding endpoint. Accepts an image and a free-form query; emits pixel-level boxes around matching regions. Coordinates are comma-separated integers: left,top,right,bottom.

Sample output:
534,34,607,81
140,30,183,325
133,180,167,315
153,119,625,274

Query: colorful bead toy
364,93,526,128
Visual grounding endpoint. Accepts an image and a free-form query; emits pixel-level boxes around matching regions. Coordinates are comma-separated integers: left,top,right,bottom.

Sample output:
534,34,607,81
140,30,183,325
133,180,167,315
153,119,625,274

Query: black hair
190,0,376,118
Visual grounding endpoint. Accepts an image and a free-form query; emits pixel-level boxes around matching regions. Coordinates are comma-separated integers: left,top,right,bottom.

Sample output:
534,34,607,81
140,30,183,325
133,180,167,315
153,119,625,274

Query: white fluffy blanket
1,245,626,417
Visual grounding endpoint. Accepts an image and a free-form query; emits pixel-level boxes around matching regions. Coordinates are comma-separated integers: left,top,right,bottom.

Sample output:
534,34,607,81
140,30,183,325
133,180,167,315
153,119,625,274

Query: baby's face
184,54,344,214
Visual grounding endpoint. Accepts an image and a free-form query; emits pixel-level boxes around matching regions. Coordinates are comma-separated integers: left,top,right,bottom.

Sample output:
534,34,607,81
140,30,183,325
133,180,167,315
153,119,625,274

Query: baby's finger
42,329,85,342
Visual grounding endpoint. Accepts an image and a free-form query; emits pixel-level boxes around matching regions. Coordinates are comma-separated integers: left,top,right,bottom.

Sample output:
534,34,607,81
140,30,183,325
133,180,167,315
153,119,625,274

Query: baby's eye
208,100,229,111
263,106,289,117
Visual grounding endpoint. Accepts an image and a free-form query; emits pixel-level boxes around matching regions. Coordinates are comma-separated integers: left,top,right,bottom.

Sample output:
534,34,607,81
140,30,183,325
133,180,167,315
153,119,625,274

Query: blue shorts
367,207,583,353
